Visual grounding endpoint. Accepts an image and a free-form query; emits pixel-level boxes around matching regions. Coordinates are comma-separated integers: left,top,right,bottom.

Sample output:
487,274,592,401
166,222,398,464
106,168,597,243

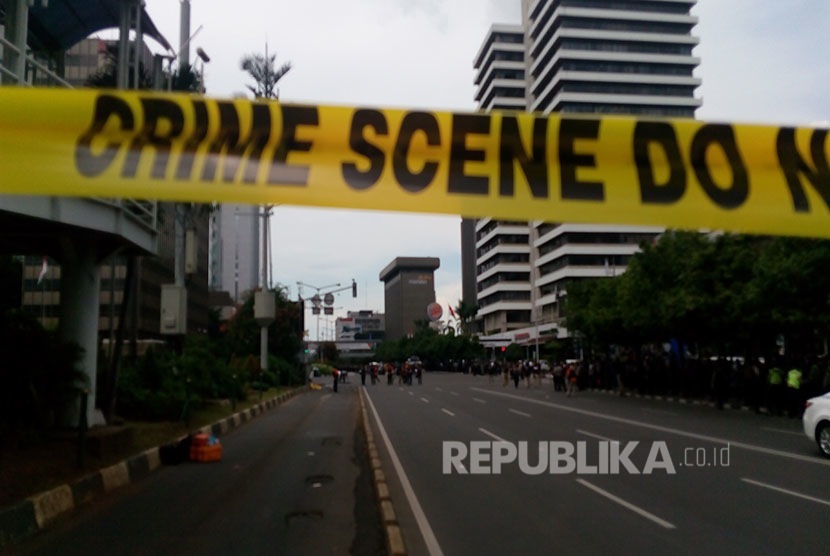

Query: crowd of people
324,351,830,417
472,352,830,417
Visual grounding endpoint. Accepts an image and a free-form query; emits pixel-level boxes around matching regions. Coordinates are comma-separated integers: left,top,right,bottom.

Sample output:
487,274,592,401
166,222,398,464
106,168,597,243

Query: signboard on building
427,302,443,321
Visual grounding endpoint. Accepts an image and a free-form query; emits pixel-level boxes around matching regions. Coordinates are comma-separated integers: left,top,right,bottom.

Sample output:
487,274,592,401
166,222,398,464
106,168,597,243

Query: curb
0,386,307,550
358,388,407,556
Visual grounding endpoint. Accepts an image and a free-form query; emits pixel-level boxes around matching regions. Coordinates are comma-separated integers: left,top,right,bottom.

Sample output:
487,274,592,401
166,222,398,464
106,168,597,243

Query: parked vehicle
803,391,830,458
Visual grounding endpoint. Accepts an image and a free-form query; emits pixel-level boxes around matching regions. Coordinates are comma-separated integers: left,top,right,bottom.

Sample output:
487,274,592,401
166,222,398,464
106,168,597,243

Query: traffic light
352,279,357,298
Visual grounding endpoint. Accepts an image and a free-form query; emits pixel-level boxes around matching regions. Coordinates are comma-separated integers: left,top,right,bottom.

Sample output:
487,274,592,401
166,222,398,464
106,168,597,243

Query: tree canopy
565,232,830,359
240,47,291,99
374,321,484,366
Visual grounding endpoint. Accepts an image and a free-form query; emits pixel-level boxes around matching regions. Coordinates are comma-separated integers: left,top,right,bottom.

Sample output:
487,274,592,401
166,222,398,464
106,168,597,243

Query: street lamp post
297,280,357,348
195,46,209,93
297,281,339,345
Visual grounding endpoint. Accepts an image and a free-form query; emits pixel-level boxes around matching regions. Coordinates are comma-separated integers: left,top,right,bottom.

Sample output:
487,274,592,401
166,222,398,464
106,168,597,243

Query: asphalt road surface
363,372,829,556
5,386,384,556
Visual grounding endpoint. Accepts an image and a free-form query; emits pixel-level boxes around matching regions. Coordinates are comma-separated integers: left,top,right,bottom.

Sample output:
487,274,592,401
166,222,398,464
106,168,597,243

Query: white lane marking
741,478,830,507
577,479,676,530
421,397,430,403
362,390,445,556
760,427,803,437
451,391,459,396
509,408,531,418
408,391,414,396
435,387,444,392
576,429,620,444
442,409,455,417
399,387,404,391
471,387,830,467
473,398,486,404
479,428,508,442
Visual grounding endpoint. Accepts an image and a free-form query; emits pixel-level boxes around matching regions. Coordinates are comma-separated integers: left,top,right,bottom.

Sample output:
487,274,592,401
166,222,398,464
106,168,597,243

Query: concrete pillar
59,241,104,427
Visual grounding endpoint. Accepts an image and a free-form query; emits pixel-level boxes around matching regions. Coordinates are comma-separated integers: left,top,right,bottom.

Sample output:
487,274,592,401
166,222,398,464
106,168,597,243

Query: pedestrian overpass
0,0,171,425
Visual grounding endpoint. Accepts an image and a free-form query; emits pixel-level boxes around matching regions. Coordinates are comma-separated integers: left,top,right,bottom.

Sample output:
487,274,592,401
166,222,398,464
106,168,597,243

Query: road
363,372,829,556
5,386,384,556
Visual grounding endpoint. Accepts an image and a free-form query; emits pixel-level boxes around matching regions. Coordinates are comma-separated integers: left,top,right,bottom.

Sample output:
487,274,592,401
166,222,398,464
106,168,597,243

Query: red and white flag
37,256,48,285
448,304,456,319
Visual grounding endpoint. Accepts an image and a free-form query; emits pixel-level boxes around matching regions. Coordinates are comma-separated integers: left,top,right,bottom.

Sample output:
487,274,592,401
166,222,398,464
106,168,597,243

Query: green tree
0,311,85,431
748,237,830,356
374,323,484,367
223,288,303,366
240,45,291,99
565,231,830,362
504,342,523,362
454,300,479,336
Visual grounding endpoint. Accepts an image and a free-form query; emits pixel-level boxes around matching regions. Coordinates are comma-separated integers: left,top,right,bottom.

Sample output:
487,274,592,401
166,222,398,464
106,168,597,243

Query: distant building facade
379,257,440,341
335,310,386,343
62,37,155,87
468,0,701,343
21,202,210,340
208,204,260,302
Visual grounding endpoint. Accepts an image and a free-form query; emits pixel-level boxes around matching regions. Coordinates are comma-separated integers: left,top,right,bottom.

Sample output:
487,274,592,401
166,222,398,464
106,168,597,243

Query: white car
803,391,830,458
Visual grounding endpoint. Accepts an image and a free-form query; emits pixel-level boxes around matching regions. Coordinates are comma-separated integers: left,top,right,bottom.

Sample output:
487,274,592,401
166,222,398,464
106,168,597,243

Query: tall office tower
208,204,260,302
471,0,701,339
379,257,440,341
471,24,530,335
473,24,526,111
522,0,701,116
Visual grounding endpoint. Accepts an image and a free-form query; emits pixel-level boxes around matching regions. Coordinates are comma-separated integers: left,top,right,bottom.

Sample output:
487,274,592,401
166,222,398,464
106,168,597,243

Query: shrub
0,310,85,432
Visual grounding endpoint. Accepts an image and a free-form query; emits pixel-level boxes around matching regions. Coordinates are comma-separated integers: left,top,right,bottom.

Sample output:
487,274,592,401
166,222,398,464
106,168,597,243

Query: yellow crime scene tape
0,87,828,238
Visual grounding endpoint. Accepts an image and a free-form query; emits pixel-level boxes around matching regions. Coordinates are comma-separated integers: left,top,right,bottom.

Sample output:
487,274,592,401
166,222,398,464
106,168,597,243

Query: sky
136,0,830,340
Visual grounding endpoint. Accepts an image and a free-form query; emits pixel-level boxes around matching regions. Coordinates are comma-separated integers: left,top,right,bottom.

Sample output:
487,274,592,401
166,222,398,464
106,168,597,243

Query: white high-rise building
473,24,526,112
523,0,701,116
471,25,532,335
472,0,701,341
208,204,260,302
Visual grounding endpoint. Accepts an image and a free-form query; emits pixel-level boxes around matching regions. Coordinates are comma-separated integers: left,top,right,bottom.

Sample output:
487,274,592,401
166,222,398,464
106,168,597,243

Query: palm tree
455,300,479,337
240,44,291,99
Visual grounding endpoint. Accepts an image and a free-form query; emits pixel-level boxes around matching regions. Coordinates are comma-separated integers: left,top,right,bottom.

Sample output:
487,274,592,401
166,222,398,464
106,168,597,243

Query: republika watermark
443,440,730,475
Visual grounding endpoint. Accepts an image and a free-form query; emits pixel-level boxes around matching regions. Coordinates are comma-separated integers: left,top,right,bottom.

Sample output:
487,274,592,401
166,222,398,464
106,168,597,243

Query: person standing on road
566,363,579,397
360,366,367,386
552,362,564,392
786,364,803,418
333,368,340,393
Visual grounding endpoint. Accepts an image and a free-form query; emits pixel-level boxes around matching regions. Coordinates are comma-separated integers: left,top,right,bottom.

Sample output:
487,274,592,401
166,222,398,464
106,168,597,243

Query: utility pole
254,206,275,374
